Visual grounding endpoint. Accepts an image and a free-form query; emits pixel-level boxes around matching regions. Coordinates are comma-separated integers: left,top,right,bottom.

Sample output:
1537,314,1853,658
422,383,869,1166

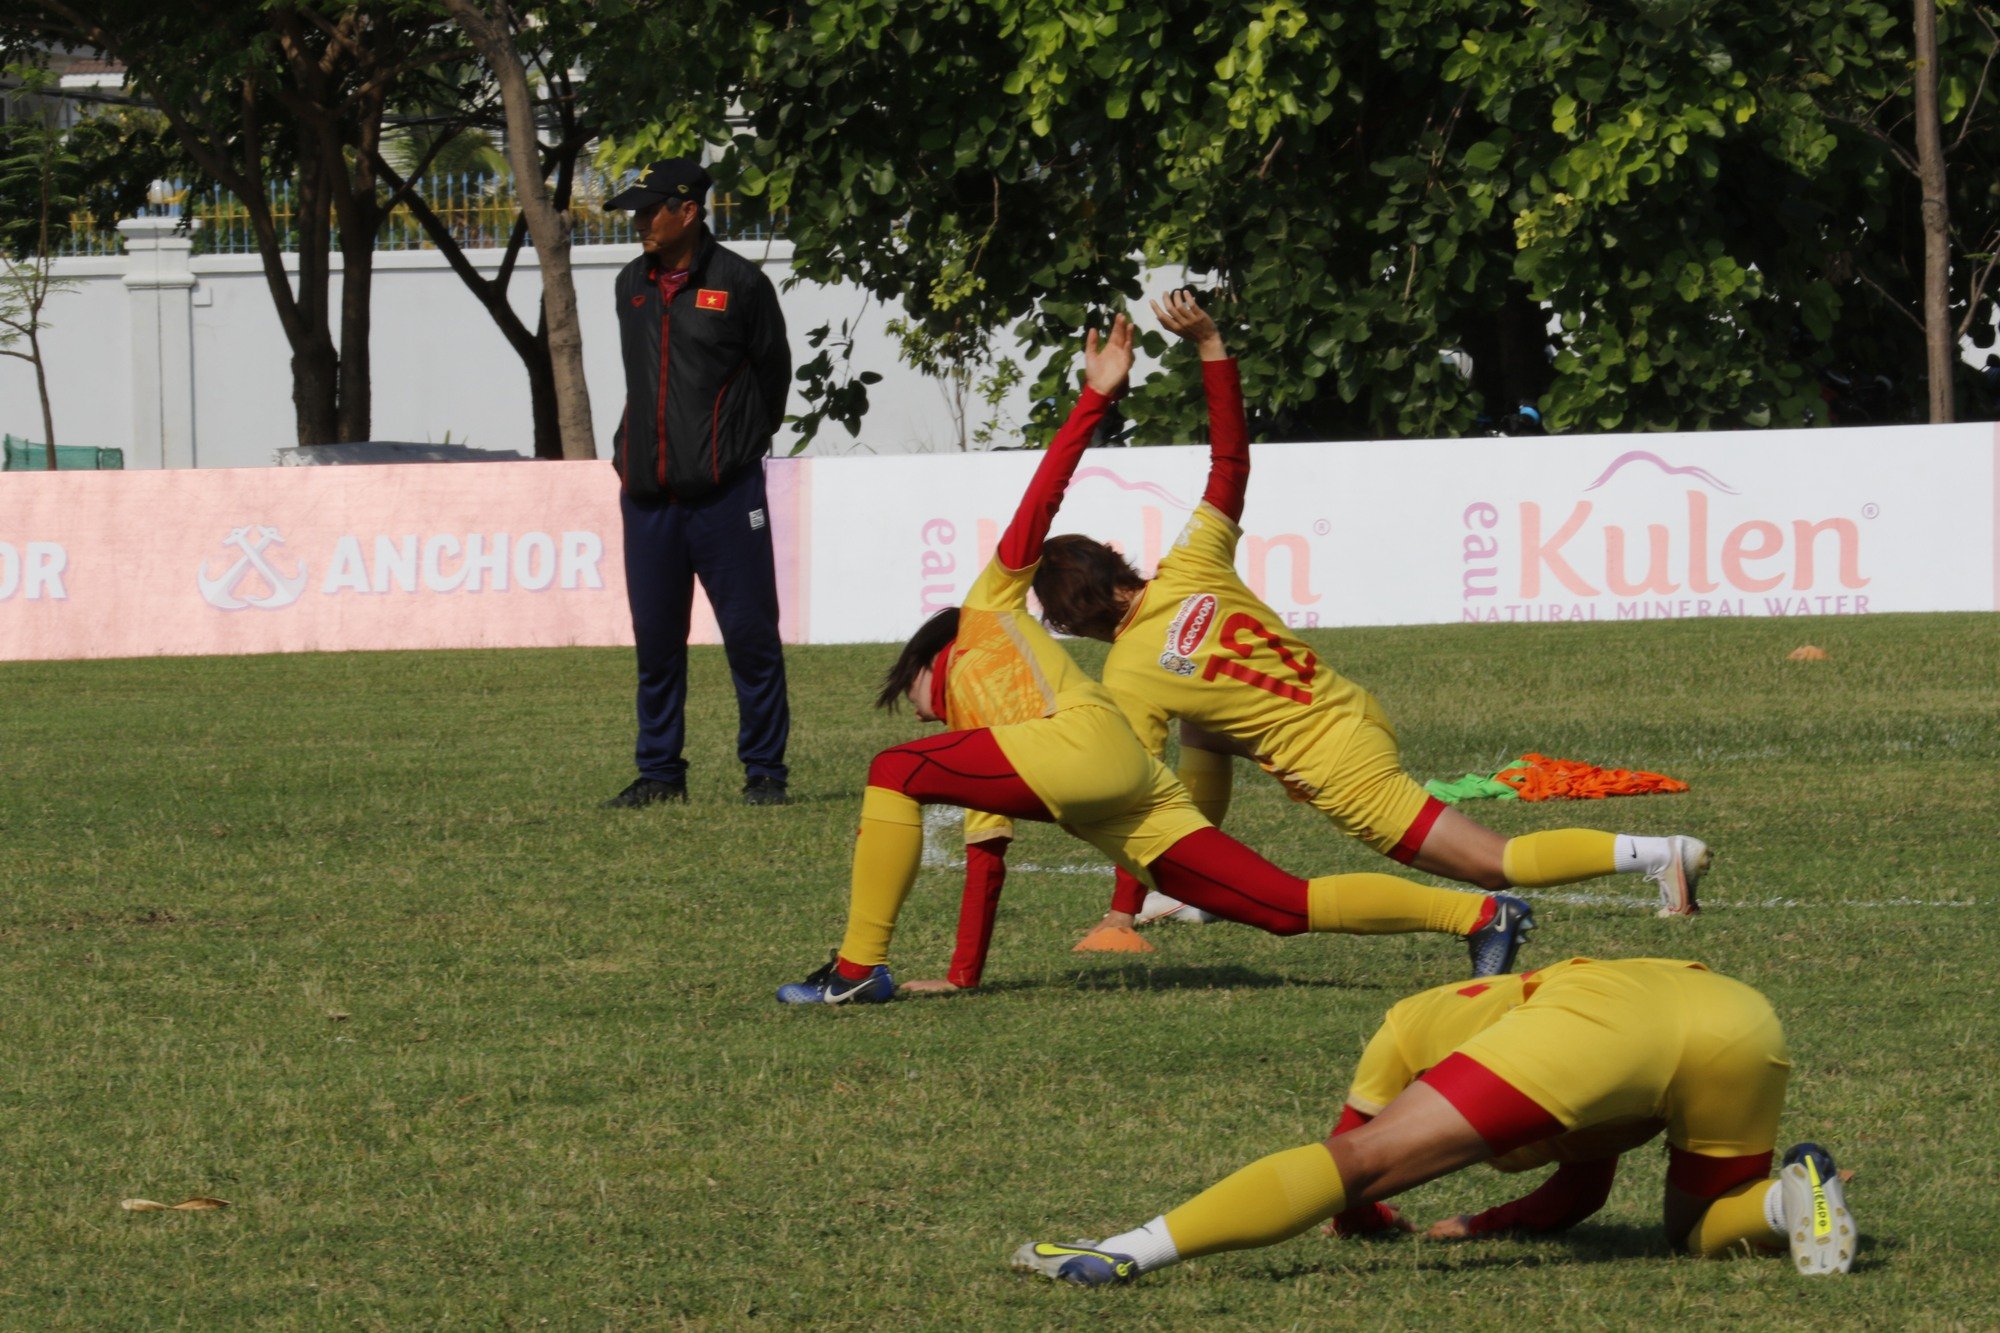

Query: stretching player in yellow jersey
1014,957,1857,1283
1033,292,1710,956
777,318,1533,1004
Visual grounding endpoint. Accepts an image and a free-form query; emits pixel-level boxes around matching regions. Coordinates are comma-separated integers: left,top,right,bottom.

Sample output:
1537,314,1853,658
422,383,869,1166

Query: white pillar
118,216,199,469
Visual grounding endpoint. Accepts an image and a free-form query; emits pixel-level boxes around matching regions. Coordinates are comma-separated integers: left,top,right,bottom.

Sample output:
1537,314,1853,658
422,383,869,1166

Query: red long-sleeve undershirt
996,385,1117,571
1325,1104,1618,1237
1199,358,1250,523
1462,1157,1619,1235
947,839,1009,989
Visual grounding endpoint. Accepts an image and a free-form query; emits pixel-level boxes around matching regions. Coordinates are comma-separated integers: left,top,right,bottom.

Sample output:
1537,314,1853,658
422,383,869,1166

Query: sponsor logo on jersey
1157,651,1196,676
1166,592,1218,657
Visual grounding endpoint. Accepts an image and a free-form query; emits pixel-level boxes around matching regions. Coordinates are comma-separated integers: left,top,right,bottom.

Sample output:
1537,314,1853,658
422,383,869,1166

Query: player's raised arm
1149,290,1248,524
994,316,1134,572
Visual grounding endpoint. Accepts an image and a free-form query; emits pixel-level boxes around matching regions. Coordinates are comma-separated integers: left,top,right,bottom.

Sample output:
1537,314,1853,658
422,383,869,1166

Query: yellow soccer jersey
948,555,1118,732
1101,502,1365,789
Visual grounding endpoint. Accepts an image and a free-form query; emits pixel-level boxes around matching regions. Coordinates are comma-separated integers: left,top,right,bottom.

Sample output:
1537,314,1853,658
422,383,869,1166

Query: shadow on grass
965,964,1396,996
1244,1220,1890,1279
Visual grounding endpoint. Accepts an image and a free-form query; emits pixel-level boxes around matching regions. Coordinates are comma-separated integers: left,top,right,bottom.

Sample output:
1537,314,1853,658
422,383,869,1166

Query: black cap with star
605,158,713,211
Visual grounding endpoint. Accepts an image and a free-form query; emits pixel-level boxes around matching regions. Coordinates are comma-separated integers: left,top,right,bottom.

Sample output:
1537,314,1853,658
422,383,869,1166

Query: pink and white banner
1,424,1995,662
803,423,2000,640
0,460,807,661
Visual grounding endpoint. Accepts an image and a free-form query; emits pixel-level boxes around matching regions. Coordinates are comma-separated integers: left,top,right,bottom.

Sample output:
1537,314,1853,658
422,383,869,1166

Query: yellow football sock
1307,873,1487,935
1501,829,1617,886
1178,746,1234,825
835,786,925,967
1688,1179,1784,1258
1163,1143,1348,1259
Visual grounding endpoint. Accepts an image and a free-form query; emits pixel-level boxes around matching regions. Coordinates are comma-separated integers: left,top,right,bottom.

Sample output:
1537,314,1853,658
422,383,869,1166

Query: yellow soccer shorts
1420,961,1791,1197
990,702,1211,874
1270,691,1441,861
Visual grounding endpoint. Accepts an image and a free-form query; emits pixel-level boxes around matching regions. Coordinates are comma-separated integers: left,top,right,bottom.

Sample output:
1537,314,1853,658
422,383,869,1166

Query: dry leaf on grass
121,1197,230,1212
1787,644,1830,661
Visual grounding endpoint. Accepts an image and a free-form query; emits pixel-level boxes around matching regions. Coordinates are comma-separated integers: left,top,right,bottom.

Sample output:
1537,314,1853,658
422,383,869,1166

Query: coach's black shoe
742,775,790,806
603,777,687,809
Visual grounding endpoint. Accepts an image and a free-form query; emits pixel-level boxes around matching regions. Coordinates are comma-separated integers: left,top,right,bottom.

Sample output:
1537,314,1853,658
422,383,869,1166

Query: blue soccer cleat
1010,1240,1137,1286
1467,893,1535,977
1779,1142,1856,1275
775,951,896,1005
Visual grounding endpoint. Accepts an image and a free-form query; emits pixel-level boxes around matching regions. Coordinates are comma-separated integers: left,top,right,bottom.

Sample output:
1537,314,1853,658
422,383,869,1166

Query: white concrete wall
1,233,1040,467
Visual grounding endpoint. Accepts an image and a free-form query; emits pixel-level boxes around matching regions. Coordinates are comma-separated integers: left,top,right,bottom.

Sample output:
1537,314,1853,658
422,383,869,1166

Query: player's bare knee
1322,1132,1389,1201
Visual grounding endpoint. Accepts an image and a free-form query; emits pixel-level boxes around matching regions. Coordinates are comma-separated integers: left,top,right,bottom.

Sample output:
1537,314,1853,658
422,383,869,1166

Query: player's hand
1082,314,1134,397
1425,1214,1477,1240
899,978,969,994
1149,289,1227,361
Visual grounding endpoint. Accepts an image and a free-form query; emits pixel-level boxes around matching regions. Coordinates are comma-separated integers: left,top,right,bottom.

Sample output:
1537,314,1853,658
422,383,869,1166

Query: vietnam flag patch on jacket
696,289,729,311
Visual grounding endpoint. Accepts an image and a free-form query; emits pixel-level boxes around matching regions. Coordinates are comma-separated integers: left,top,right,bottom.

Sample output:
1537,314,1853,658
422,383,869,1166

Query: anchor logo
198,525,309,610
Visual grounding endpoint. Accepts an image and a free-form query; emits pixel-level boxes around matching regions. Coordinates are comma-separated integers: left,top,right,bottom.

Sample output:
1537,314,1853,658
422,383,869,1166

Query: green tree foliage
726,0,1981,442
1805,0,2000,420
0,62,87,456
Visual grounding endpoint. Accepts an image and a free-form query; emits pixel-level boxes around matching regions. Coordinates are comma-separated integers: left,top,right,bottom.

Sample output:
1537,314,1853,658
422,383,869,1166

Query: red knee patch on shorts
1331,1104,1372,1136
1388,796,1447,865
1667,1147,1773,1199
1420,1052,1565,1155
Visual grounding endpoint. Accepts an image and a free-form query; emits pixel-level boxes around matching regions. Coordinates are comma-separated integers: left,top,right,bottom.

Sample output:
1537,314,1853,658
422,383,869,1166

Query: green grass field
3,612,1996,1328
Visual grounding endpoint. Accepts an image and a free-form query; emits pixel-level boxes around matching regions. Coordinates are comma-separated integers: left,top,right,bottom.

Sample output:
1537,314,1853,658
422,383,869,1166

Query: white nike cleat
1647,835,1710,917
1137,890,1218,925
1779,1142,1856,1275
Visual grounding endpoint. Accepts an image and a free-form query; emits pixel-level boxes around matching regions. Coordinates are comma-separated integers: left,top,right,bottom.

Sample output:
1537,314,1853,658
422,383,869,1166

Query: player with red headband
1025,291,1709,959
1013,956,1857,1284
776,316,1533,1004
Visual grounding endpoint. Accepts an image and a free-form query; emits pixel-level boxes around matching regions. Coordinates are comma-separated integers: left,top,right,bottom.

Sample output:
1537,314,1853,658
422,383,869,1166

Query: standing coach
603,158,793,809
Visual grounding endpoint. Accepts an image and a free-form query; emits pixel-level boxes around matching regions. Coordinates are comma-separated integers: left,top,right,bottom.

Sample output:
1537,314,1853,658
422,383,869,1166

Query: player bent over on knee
1033,291,1707,955
776,318,1532,1005
1014,957,1856,1283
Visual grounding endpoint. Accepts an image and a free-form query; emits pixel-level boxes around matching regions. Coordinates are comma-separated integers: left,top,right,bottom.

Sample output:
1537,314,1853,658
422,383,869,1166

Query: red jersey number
1200,612,1317,705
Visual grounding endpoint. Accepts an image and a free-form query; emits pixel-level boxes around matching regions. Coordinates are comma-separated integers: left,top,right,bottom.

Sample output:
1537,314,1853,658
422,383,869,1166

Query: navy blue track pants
620,464,790,783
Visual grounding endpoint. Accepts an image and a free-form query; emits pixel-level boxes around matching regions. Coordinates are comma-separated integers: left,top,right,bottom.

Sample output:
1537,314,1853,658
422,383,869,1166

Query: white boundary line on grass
917,810,1984,910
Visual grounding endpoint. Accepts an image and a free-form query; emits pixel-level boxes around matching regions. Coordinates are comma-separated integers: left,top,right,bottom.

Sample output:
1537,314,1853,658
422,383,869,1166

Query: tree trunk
1914,0,1954,423
526,319,562,460
335,213,376,443
33,324,58,464
291,145,341,445
372,153,564,456
292,339,343,444
445,0,598,459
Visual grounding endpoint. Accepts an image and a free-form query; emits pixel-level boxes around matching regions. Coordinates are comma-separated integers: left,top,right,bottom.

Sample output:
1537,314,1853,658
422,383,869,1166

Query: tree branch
1854,266,1927,333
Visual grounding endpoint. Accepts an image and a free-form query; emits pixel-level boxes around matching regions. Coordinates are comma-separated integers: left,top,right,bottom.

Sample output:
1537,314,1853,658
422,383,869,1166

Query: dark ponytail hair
1033,534,1145,638
877,606,961,710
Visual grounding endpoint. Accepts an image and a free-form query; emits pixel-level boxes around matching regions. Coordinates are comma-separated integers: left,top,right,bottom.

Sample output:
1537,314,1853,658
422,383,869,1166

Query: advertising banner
0,460,807,660
802,425,2000,642
1,425,1994,661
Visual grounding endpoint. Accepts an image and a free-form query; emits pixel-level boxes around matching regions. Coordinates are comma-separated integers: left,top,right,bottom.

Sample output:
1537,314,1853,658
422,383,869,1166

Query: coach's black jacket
612,226,790,504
